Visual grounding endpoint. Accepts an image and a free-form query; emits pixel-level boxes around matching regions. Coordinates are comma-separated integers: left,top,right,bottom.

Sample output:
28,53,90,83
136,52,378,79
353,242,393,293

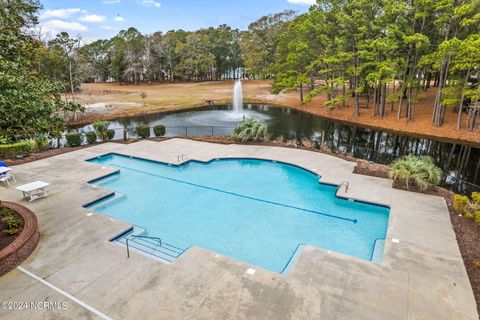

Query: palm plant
389,155,443,191
232,118,269,142
92,121,111,141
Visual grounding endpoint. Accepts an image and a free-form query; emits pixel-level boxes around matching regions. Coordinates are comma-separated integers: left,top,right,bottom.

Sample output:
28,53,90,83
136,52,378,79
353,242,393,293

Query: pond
74,104,480,194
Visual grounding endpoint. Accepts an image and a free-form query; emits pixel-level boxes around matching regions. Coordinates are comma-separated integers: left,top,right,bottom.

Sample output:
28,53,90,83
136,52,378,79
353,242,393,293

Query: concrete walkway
0,139,477,319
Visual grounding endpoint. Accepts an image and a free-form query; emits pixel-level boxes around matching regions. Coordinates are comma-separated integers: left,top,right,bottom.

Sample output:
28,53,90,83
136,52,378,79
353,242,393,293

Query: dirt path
72,80,480,145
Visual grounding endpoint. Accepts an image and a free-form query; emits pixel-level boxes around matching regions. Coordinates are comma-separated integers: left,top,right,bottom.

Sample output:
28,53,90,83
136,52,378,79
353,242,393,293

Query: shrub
106,129,115,140
0,203,15,218
153,125,166,137
85,131,97,144
33,136,49,151
388,155,442,191
2,216,22,235
454,195,470,214
3,228,19,235
65,131,82,147
0,135,12,144
454,192,480,223
0,142,33,158
136,124,151,138
92,121,111,141
232,118,269,142
2,216,21,229
471,192,480,203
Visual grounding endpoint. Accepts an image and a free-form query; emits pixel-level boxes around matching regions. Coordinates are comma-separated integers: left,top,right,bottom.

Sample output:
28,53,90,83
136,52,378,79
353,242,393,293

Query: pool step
114,227,185,264
88,192,127,211
95,172,121,185
371,239,385,263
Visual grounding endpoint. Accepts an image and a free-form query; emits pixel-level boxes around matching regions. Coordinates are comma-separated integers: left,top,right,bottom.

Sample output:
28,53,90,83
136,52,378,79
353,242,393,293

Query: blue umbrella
0,161,8,167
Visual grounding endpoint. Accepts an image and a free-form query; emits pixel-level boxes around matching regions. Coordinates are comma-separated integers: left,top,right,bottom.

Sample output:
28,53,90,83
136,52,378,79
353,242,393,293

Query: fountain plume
233,80,243,114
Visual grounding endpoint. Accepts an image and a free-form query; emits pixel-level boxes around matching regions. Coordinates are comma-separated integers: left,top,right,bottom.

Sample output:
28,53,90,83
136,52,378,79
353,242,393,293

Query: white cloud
42,20,88,34
40,8,82,19
142,0,161,8
114,15,125,22
79,14,107,23
81,38,99,45
100,26,116,30
103,0,121,4
287,0,316,5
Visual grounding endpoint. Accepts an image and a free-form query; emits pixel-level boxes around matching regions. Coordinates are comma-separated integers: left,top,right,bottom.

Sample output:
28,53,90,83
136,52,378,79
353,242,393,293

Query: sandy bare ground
74,80,291,120
73,80,480,145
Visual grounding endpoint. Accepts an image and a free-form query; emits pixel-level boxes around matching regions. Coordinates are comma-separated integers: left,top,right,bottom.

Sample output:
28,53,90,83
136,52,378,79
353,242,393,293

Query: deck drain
246,268,256,275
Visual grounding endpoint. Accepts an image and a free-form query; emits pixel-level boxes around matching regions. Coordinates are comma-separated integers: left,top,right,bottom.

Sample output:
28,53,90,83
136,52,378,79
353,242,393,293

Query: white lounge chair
0,167,15,187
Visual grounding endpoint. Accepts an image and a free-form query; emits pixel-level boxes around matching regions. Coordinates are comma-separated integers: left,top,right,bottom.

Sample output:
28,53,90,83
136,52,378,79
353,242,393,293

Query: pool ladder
177,154,187,162
337,181,349,193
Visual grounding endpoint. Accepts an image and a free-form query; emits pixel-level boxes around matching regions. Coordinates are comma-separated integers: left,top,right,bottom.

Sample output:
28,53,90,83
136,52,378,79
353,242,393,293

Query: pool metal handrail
126,235,162,258
177,154,187,162
336,181,349,193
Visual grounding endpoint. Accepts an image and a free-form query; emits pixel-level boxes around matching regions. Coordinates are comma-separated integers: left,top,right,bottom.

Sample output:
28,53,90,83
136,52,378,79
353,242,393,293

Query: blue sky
38,0,314,41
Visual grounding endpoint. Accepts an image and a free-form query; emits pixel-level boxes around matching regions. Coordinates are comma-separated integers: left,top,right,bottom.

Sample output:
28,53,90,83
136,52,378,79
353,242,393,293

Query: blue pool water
87,154,389,273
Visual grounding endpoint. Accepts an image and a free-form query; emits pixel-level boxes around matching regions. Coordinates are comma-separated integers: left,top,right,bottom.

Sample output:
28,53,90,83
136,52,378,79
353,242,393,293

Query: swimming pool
86,154,389,273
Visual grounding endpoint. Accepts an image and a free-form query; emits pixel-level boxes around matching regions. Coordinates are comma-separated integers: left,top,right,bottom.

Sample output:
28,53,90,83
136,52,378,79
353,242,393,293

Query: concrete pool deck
0,138,477,320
